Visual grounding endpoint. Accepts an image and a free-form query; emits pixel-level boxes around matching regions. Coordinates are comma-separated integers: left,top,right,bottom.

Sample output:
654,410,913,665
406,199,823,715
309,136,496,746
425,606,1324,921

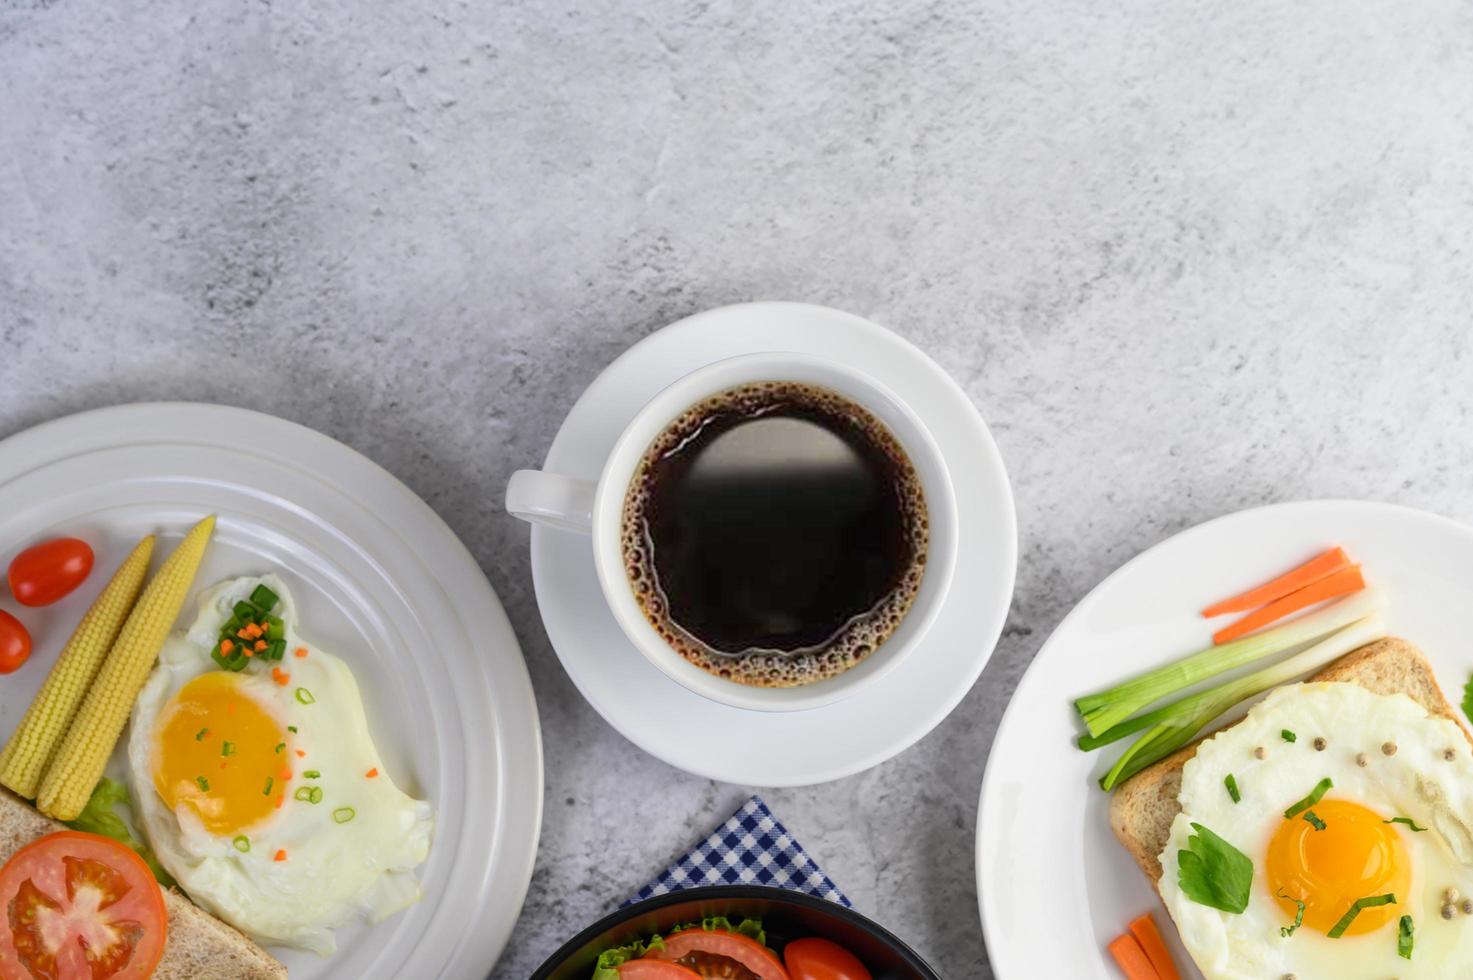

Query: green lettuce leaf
590,918,764,979
65,778,176,888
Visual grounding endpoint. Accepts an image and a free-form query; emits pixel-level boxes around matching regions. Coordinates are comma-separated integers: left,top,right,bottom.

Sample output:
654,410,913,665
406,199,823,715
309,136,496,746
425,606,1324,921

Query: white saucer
529,302,1016,786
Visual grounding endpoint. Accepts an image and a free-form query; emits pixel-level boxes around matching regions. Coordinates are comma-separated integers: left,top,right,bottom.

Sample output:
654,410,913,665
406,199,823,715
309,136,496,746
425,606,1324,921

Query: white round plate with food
529,302,1016,786
977,500,1473,979
0,404,542,980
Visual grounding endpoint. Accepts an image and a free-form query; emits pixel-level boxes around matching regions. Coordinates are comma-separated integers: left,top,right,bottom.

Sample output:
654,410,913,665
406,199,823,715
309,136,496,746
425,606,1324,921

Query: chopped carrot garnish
275,795,284,809
280,768,292,780
295,749,306,758
270,667,290,686
243,648,254,657
236,628,251,639
365,768,378,779
1202,547,1349,617
273,849,287,861
260,622,271,634
1213,564,1365,645
1128,913,1179,980
244,622,263,639
1108,932,1160,980
220,639,235,655
294,647,307,658
253,639,267,652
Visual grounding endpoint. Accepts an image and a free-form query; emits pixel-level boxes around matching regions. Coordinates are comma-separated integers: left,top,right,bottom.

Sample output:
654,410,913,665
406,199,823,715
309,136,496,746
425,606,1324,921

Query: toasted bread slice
0,788,287,979
1110,637,1472,885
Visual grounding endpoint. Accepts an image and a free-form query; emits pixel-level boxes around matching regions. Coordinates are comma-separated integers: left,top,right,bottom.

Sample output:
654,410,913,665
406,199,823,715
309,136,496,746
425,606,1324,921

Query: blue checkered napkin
624,795,852,908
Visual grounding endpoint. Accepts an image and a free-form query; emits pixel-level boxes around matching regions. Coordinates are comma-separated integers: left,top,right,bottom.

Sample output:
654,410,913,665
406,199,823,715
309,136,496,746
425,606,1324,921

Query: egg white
1159,682,1473,979
127,574,434,954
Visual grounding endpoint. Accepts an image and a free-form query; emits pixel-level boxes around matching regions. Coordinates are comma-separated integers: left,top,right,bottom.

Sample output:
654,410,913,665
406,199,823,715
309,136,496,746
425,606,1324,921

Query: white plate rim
529,301,1018,786
975,497,1473,978
0,402,544,979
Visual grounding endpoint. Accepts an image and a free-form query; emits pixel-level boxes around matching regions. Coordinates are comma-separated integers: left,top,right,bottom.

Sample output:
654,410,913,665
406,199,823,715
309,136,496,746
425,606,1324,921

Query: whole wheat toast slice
1109,637,1473,885
0,788,287,979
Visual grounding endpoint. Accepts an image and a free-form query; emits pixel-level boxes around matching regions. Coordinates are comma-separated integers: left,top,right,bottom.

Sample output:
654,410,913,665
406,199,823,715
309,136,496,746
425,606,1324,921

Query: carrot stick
1127,913,1180,980
1202,547,1349,617
1212,565,1365,645
1107,933,1160,980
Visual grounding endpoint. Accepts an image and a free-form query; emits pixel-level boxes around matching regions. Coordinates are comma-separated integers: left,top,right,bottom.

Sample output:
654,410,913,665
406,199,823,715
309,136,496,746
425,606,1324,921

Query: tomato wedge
645,930,791,980
617,962,703,978
0,831,167,980
783,938,873,980
8,539,94,608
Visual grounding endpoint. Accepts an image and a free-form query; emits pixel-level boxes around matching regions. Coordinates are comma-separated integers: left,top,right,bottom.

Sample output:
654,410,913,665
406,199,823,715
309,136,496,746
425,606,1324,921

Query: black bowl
530,886,940,980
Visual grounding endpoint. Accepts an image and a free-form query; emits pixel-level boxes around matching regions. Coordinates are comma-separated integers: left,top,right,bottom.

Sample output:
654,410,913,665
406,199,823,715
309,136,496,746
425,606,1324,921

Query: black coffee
621,382,927,687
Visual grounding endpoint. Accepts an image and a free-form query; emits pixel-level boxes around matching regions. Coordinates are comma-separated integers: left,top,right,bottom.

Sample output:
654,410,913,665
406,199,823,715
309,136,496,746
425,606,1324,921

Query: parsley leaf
1303,809,1326,831
1224,774,1241,803
1281,729,1297,743
1178,822,1253,914
1384,816,1428,832
1398,914,1414,959
1277,890,1306,938
1284,777,1333,819
1329,893,1397,938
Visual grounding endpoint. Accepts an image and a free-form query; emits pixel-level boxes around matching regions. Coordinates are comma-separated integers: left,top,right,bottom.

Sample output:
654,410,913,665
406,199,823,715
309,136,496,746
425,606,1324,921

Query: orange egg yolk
1266,797,1411,936
154,672,288,835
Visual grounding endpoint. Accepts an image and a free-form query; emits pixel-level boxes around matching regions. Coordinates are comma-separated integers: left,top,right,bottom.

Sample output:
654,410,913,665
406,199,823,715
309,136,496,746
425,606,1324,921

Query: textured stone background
3,0,1472,976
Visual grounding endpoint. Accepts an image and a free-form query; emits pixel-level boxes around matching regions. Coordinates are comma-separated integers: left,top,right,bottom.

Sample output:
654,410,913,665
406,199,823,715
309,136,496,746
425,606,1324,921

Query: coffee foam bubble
620,381,928,688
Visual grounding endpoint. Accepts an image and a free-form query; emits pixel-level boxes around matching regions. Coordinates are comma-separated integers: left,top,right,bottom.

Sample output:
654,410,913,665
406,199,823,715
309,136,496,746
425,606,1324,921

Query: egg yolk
154,672,288,835
1265,798,1411,936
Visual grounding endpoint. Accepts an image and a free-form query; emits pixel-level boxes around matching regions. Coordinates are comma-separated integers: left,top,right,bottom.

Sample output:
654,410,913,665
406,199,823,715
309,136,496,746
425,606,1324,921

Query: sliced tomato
617,962,703,978
0,831,167,980
8,539,94,608
0,611,31,674
783,938,873,980
645,930,790,980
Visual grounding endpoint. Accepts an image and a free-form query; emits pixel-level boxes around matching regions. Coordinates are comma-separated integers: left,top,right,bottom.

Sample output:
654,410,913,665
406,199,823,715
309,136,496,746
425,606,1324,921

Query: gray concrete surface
3,0,1472,975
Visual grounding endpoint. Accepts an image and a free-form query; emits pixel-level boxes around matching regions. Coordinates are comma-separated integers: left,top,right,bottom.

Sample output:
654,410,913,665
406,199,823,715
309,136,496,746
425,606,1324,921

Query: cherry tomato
0,609,31,674
784,938,873,980
645,930,791,980
0,831,168,979
8,537,94,607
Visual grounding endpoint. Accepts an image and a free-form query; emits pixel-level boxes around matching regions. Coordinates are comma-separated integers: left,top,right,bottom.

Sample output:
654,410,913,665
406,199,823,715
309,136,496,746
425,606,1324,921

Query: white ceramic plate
529,302,1016,786
0,404,543,980
977,500,1473,978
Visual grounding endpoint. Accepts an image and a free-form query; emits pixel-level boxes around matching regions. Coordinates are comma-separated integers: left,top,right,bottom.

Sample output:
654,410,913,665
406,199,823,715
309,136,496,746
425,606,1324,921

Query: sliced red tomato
8,539,94,607
645,930,790,980
0,611,31,674
0,831,167,980
783,938,873,980
617,962,703,978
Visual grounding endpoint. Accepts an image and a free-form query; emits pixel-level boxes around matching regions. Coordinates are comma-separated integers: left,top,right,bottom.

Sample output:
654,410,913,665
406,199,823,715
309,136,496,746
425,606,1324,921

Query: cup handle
505,470,597,535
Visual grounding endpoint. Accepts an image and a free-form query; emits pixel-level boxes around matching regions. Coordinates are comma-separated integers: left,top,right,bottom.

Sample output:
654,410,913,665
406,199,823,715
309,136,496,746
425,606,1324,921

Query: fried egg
1160,682,1473,979
127,575,433,954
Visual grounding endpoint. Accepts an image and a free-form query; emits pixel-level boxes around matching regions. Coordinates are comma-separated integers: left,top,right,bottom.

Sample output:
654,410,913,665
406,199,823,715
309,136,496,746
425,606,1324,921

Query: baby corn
37,515,215,820
0,536,156,798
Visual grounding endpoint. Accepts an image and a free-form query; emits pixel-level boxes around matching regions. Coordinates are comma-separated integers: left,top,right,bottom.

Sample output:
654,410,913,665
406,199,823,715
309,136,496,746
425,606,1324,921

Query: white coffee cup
505,351,958,712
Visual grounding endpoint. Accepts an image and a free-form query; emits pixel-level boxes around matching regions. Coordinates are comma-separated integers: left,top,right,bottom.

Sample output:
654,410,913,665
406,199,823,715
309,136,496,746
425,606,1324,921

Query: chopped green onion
1281,729,1297,743
1096,613,1385,791
295,688,315,704
232,835,250,853
1224,774,1241,803
332,807,355,824
1285,778,1333,819
1277,890,1306,937
287,726,298,733
1075,590,1384,739
1399,914,1414,959
1385,816,1427,832
195,728,208,741
303,770,321,779
250,584,280,610
293,786,322,804
232,601,258,620
265,614,285,636
1303,810,1326,831
1329,893,1397,938
196,776,209,792
274,742,285,754
221,741,234,757
263,777,274,796
266,640,285,661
